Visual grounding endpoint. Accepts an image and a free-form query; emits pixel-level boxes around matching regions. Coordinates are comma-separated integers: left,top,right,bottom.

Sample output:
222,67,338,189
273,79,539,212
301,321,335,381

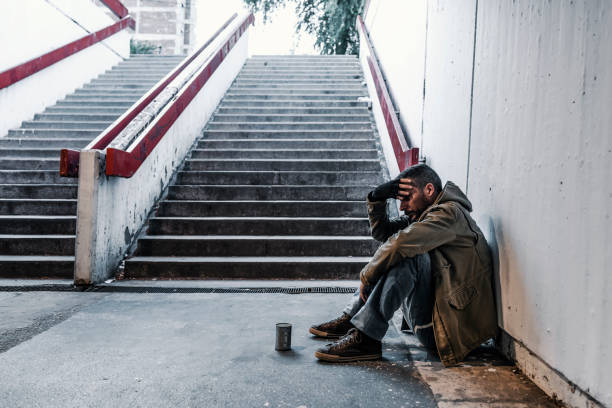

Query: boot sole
314,350,382,362
308,327,343,339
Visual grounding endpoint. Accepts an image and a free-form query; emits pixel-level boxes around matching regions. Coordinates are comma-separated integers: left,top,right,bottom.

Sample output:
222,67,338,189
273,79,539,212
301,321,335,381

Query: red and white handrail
0,3,134,91
100,0,130,19
356,15,419,171
60,13,240,177
105,13,254,177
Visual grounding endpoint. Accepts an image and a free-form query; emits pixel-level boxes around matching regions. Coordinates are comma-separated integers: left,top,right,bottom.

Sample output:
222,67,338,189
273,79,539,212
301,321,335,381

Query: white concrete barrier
0,0,130,138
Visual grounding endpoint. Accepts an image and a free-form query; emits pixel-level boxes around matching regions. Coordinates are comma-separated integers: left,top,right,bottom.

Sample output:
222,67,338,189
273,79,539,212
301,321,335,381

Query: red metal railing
60,13,240,177
105,13,254,177
0,16,134,91
100,0,129,18
356,15,419,171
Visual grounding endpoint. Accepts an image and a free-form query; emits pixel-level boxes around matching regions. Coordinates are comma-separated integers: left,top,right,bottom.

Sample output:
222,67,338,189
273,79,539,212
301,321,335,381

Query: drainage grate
92,286,357,294
0,285,79,292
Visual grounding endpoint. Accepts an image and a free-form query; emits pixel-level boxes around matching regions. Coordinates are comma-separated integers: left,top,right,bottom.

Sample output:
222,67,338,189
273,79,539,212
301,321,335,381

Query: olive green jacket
361,181,498,366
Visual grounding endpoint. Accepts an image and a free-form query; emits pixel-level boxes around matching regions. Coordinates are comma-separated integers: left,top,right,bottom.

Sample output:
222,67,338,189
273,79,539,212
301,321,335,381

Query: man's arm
367,193,411,242
360,203,459,286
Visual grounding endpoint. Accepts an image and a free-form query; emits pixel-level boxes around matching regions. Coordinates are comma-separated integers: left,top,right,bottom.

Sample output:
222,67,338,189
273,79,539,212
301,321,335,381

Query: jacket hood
434,181,472,212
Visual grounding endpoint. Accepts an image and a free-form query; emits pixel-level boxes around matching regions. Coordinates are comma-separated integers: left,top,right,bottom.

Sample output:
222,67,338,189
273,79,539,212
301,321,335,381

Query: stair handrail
99,0,129,18
0,2,134,91
60,13,240,177
356,15,419,171
105,12,254,178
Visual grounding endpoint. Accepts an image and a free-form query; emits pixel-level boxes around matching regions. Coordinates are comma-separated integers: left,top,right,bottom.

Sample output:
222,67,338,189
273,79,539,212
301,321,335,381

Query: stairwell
0,55,185,278
123,55,385,279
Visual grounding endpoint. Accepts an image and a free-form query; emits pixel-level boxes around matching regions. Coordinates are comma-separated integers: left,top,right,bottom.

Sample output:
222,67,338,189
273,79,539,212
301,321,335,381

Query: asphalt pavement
0,280,559,408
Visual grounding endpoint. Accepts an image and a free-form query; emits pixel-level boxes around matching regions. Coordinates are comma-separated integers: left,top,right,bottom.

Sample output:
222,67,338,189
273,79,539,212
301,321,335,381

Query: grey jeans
343,253,436,349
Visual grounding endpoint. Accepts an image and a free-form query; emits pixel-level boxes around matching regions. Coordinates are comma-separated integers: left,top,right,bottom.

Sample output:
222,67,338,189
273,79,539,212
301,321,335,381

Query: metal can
275,323,292,351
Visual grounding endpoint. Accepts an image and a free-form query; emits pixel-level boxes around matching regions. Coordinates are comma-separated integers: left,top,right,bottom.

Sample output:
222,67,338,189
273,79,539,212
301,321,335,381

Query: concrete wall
0,0,130,137
75,22,249,284
364,1,612,407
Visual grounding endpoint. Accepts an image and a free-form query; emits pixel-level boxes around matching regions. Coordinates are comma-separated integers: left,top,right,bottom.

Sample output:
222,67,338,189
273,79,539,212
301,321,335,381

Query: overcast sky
194,0,317,55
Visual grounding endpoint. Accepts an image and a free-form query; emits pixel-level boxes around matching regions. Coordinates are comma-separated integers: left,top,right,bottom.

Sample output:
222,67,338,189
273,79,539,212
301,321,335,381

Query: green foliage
242,0,364,55
130,39,158,55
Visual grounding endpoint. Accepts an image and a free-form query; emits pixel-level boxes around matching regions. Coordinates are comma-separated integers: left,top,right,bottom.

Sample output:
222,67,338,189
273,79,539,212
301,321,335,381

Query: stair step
184,159,380,171
0,199,76,215
240,68,362,73
34,113,120,121
0,138,90,148
134,235,378,257
224,93,364,101
0,234,75,255
220,100,368,107
244,62,360,68
45,106,129,114
101,73,171,79
211,114,369,123
0,170,76,184
175,170,382,185
166,185,373,201
20,121,109,130
72,89,148,96
0,158,60,170
0,216,76,234
232,81,364,88
228,88,365,95
216,107,368,115
206,122,371,130
88,79,159,84
196,139,375,149
63,95,140,101
55,100,135,106
235,75,362,81
123,256,367,279
0,148,65,158
0,184,76,199
190,148,377,160
0,256,74,279
201,130,373,139
8,129,102,137
148,217,370,236
83,82,156,89
156,200,367,217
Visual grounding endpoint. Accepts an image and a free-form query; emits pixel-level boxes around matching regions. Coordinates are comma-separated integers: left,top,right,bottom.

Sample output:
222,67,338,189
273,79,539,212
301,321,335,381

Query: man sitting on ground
310,164,497,366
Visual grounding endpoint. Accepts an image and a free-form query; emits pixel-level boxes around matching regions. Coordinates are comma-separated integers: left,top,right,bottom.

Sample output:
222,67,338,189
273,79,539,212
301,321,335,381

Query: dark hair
398,164,442,194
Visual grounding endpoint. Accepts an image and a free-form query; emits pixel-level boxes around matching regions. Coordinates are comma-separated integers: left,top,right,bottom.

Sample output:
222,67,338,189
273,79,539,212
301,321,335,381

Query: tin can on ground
275,323,292,351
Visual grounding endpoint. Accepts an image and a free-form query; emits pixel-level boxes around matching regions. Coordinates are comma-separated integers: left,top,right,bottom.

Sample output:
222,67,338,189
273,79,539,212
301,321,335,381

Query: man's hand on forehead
396,178,417,200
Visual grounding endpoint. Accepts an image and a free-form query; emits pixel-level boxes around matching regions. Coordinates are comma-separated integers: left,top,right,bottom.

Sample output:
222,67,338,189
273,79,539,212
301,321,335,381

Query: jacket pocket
447,285,477,310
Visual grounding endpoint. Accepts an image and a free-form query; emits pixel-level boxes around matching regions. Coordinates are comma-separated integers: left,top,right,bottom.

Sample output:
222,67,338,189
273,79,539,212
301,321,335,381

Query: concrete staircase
0,55,185,278
123,55,384,279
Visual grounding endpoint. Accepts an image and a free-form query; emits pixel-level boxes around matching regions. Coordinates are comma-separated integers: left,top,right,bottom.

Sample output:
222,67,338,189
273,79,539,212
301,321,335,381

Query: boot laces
330,328,360,350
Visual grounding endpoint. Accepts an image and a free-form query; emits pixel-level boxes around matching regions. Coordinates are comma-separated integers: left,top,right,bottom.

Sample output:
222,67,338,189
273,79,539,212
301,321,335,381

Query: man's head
397,164,442,221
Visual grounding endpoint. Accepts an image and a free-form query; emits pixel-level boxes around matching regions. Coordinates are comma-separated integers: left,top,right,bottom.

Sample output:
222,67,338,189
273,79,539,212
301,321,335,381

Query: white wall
75,26,249,284
365,0,426,150
0,0,130,137
365,0,612,406
468,1,612,406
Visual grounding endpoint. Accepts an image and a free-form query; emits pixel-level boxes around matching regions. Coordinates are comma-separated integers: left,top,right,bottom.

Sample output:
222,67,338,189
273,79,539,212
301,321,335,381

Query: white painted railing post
74,150,103,285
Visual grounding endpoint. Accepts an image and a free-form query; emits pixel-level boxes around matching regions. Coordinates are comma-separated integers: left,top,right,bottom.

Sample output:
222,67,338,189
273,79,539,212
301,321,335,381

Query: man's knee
386,253,431,282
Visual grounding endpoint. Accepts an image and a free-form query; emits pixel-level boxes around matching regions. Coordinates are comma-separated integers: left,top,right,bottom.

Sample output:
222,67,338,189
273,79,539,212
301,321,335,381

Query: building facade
123,0,195,55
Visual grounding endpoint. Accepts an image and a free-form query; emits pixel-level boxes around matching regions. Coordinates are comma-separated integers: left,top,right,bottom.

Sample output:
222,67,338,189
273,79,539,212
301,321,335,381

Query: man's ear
424,183,436,199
